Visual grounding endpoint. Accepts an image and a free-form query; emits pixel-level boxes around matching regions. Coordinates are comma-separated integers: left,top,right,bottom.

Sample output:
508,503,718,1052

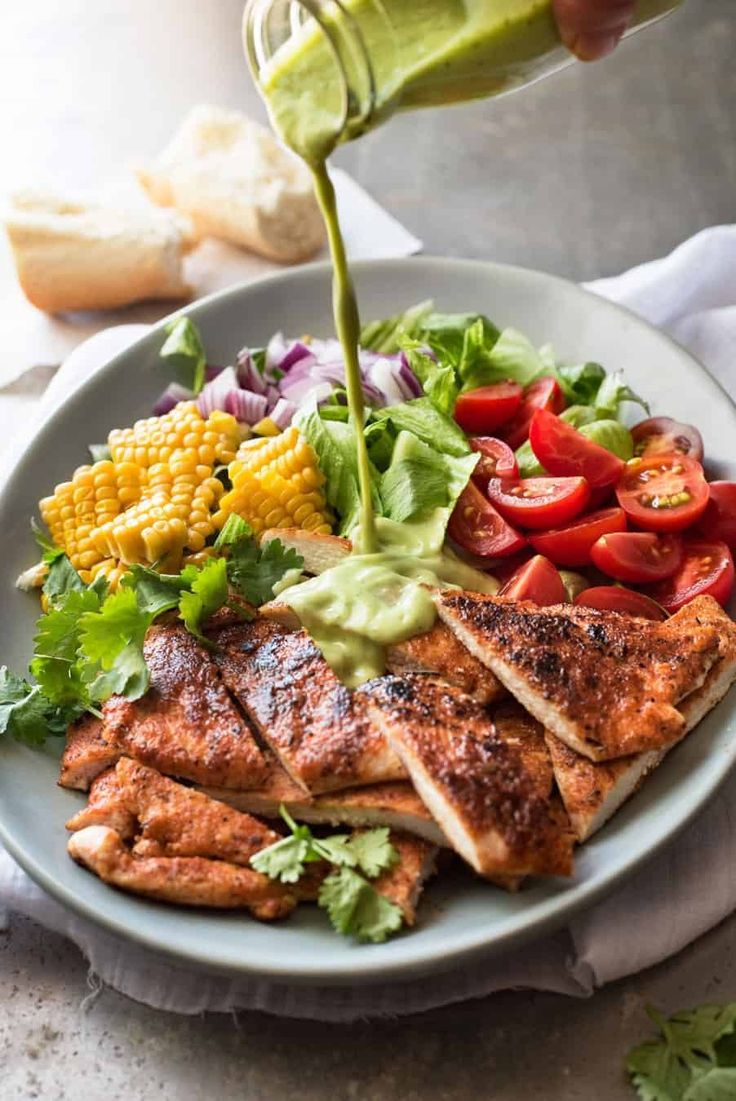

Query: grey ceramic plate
1,257,735,986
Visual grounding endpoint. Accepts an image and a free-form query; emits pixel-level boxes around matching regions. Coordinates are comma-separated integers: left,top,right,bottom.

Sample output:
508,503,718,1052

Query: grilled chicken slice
362,674,574,879
545,735,664,842
386,620,505,706
58,714,122,791
211,619,407,793
90,624,268,790
548,597,736,841
68,825,295,920
436,592,721,761
66,757,281,863
203,764,447,847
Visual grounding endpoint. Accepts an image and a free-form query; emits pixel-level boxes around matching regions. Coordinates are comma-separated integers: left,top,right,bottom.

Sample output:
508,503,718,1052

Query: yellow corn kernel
213,427,332,537
252,417,280,438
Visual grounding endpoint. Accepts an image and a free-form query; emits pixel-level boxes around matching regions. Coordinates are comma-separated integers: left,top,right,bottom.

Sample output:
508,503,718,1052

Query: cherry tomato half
500,376,566,451
590,530,683,584
529,408,625,489
448,481,527,559
631,416,704,462
529,507,627,567
647,539,735,613
469,436,519,487
499,555,566,606
574,586,667,621
696,482,736,548
615,454,709,533
487,475,591,532
454,381,523,435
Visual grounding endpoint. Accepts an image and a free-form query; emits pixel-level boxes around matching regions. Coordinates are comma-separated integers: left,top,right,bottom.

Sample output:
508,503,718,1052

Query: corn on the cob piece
214,425,332,536
89,558,130,592
108,402,241,470
39,460,145,581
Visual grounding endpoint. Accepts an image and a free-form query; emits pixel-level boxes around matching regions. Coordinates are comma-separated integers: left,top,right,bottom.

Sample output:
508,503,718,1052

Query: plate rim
1,254,735,986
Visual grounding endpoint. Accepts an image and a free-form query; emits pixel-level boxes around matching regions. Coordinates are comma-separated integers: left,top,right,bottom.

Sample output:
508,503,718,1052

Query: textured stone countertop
1,2,735,1098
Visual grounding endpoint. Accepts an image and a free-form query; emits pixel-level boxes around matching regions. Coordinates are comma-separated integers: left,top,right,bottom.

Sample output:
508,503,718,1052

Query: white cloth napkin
1,225,735,1021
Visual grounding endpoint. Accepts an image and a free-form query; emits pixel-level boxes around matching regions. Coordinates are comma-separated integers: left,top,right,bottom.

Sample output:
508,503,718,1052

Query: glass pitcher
243,0,682,162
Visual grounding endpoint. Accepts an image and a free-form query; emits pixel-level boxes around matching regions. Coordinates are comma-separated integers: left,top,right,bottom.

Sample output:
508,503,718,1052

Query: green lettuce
556,361,606,405
360,300,434,355
579,419,634,460
380,431,477,524
373,397,470,457
160,316,206,395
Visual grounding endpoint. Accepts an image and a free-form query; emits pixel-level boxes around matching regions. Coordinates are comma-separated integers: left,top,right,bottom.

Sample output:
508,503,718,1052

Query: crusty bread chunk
4,190,194,312
138,105,325,263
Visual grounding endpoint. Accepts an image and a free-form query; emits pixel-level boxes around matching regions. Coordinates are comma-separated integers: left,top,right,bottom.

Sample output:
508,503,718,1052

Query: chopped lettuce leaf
296,402,379,534
318,867,403,944
380,431,477,524
214,513,253,549
419,310,499,365
579,419,634,460
32,518,63,564
477,327,547,388
595,370,650,419
364,418,396,472
516,439,545,477
360,300,434,355
556,361,606,405
560,405,598,428
400,340,458,415
160,316,206,395
373,397,470,457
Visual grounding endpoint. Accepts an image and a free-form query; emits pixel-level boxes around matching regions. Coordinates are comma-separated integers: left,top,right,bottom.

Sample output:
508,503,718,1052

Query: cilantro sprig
215,514,304,606
627,1003,736,1100
252,806,402,943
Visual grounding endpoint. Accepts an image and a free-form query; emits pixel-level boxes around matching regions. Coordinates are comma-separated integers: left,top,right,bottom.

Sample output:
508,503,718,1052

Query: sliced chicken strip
436,591,721,761
386,620,505,706
98,624,268,790
68,826,295,920
58,714,122,791
211,619,407,793
66,757,280,864
362,674,574,879
548,596,736,841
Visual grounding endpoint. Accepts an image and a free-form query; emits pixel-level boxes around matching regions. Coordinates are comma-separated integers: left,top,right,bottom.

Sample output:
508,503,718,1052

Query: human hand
552,0,637,60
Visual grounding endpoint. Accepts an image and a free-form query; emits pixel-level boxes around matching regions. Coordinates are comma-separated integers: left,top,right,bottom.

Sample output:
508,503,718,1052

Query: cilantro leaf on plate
31,588,101,710
228,536,303,607
0,668,67,745
626,1003,736,1101
123,564,188,619
250,829,315,884
318,867,403,944
42,554,85,608
343,827,398,878
32,518,64,564
178,556,229,641
78,587,153,701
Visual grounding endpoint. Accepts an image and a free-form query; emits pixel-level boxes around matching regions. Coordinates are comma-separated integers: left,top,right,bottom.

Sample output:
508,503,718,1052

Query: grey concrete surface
2,1,736,1098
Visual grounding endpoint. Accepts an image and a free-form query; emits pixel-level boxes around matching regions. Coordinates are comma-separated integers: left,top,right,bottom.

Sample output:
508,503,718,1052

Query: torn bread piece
436,592,720,761
549,596,736,841
211,618,407,793
66,757,281,864
362,674,574,879
138,105,324,262
68,825,295,920
61,624,268,792
4,189,194,312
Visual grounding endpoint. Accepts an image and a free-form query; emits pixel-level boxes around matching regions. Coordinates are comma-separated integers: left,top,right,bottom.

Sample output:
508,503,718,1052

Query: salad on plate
4,302,736,945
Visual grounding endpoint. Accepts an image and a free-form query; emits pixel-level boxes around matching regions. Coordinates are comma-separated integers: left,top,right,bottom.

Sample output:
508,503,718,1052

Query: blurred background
1,0,733,282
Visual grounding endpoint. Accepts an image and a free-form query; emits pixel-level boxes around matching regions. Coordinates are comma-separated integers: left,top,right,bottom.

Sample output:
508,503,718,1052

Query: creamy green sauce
254,0,676,684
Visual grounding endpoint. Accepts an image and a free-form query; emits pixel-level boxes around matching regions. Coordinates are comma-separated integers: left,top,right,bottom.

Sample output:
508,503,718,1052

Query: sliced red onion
365,358,407,405
398,353,423,398
265,333,313,376
224,389,268,424
153,382,195,416
197,366,239,417
205,364,225,382
270,398,298,429
265,384,281,410
235,350,268,395
280,377,335,404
